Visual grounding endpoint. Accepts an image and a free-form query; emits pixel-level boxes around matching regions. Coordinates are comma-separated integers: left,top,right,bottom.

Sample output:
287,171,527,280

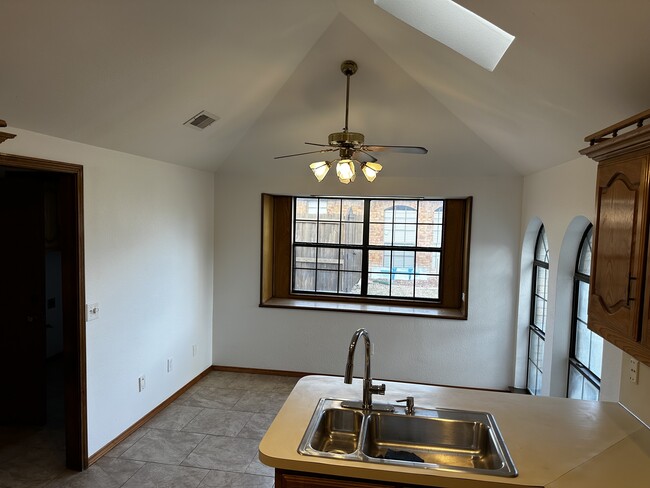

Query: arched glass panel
527,225,549,396
568,225,602,400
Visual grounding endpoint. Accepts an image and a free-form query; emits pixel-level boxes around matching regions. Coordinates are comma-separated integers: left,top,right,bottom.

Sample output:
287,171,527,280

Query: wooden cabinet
275,469,433,488
580,109,650,365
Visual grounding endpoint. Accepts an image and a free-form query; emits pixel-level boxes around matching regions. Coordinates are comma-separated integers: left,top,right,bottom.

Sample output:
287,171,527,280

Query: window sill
260,297,467,319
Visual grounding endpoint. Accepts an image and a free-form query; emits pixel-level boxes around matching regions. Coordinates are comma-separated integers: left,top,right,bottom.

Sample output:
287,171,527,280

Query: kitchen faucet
342,328,393,412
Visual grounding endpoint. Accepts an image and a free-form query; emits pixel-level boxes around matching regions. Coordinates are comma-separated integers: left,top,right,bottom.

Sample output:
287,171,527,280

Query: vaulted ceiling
3,0,650,176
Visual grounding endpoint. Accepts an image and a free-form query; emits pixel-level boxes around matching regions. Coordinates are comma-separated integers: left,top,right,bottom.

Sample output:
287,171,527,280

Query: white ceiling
2,0,650,176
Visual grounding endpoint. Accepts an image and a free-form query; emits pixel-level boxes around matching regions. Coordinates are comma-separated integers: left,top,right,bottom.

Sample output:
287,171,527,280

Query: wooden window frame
260,194,472,319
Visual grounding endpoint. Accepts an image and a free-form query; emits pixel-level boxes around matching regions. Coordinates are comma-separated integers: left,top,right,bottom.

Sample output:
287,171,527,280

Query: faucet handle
397,396,415,414
369,382,386,395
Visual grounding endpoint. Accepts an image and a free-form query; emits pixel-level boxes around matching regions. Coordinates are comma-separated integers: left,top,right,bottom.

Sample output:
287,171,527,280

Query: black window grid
291,197,444,301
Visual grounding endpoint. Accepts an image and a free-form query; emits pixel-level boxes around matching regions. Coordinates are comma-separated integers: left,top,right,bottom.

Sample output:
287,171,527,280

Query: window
260,194,472,318
568,225,603,400
527,225,548,396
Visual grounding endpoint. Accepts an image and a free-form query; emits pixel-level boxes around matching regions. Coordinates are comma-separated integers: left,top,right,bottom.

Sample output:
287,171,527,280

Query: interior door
0,171,47,424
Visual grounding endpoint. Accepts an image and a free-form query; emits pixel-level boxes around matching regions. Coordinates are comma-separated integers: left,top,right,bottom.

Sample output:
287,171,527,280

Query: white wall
519,156,622,401
212,169,522,390
4,129,215,455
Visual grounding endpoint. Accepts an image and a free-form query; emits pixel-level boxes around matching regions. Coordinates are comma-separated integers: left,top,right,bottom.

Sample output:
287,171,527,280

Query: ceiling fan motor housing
329,131,364,147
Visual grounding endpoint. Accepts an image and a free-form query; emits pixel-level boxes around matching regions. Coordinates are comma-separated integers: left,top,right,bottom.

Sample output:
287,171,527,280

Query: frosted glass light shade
374,0,515,71
361,162,383,182
336,159,356,184
309,161,331,182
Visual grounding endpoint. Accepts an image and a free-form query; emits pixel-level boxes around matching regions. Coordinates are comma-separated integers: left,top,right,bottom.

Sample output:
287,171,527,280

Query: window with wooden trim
567,225,603,400
260,194,472,318
527,225,548,396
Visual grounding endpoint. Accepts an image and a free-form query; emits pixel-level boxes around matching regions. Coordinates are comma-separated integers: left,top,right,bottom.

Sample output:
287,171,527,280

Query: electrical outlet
138,375,146,392
167,358,173,373
86,303,100,321
629,358,639,384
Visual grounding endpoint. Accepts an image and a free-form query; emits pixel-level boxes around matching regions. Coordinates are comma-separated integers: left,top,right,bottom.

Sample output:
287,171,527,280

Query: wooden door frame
0,152,87,470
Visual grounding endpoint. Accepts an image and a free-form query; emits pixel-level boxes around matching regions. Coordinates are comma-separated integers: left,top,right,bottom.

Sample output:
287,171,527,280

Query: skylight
374,0,515,71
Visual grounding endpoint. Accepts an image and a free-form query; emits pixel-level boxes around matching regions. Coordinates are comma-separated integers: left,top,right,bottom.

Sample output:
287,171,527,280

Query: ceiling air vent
184,110,219,130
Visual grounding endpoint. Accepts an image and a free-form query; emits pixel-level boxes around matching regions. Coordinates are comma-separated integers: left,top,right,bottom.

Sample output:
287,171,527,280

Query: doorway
0,153,87,471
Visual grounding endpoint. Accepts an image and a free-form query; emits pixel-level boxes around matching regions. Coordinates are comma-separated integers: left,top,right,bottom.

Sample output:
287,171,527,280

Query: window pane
339,272,361,295
416,251,440,275
369,223,386,246
317,247,339,269
341,222,363,245
575,319,591,366
316,270,338,293
576,281,589,323
295,221,317,243
590,334,604,379
340,248,362,272
293,269,315,292
568,365,583,399
369,200,392,222
535,266,548,298
535,227,549,263
416,224,434,247
418,200,444,224
341,199,364,222
534,294,548,331
296,198,318,220
393,224,417,246
293,246,316,269
583,379,599,401
367,272,390,296
529,329,545,370
577,228,593,275
318,222,340,244
527,360,542,396
415,276,439,299
391,274,414,297
318,199,341,221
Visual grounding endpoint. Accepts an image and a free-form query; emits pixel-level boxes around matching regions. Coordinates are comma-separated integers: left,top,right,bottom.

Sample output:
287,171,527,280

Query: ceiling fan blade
304,142,332,148
274,148,338,160
361,145,428,154
354,150,378,163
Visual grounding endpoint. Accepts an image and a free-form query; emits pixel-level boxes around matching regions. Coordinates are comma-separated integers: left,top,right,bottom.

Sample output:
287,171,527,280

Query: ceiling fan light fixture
336,159,356,184
361,161,383,182
309,160,332,182
275,59,427,183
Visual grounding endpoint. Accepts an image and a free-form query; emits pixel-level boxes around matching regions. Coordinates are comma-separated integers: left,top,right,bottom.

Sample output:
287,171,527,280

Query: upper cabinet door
590,155,650,343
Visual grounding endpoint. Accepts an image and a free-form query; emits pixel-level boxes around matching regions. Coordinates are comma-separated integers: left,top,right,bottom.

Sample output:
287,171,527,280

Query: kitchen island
259,375,649,487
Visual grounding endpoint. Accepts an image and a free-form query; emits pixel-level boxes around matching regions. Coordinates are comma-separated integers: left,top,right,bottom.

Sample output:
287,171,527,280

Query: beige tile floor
0,371,299,487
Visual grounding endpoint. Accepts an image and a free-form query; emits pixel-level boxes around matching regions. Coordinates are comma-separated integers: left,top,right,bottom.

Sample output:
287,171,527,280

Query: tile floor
0,370,299,487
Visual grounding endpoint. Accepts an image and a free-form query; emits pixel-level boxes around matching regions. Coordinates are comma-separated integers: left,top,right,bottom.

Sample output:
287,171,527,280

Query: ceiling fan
274,60,428,183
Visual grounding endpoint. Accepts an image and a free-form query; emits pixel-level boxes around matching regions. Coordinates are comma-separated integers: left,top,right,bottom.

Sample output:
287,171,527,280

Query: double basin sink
298,398,517,478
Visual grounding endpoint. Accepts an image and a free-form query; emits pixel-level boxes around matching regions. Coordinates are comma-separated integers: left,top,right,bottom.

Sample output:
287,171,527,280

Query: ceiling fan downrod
340,60,357,133
329,60,364,147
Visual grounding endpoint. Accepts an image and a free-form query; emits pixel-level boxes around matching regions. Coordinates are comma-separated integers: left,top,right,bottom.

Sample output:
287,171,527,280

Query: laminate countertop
259,375,649,487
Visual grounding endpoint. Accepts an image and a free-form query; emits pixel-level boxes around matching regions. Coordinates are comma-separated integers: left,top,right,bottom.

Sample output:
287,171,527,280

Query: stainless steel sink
298,398,518,477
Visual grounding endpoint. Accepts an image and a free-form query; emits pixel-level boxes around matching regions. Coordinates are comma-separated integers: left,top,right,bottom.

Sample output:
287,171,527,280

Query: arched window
527,225,549,395
567,225,603,400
